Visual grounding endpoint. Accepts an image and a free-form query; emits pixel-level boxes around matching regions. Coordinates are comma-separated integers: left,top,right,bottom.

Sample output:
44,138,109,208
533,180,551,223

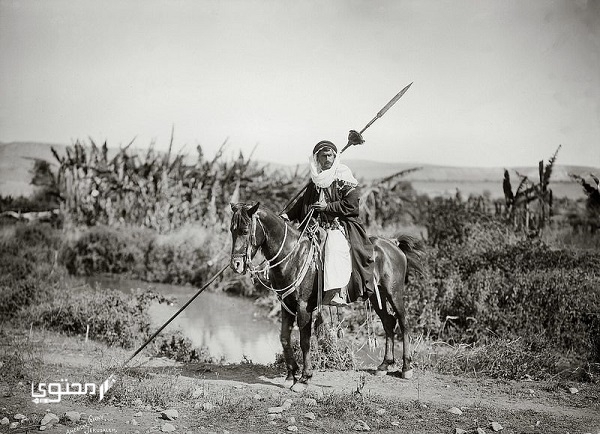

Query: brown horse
229,202,424,390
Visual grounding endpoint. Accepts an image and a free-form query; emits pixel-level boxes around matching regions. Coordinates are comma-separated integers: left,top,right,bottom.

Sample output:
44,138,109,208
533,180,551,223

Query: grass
1,327,599,434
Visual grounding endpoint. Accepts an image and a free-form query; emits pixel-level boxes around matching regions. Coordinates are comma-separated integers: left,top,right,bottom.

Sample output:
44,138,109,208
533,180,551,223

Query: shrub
408,236,600,362
22,287,172,348
0,223,65,319
60,225,145,276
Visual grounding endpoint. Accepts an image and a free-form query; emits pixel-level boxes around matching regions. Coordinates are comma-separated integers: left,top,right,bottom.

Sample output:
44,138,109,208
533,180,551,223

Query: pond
87,276,385,367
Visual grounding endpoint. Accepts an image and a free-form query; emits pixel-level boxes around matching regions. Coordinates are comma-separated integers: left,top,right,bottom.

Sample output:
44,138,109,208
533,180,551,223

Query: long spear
122,264,229,366
118,83,413,368
281,82,413,214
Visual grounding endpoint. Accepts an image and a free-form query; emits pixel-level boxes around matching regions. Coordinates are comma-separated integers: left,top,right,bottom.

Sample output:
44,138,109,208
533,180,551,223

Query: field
1,140,599,433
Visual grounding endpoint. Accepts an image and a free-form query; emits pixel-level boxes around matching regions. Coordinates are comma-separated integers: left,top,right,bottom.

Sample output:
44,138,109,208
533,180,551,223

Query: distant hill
0,141,597,199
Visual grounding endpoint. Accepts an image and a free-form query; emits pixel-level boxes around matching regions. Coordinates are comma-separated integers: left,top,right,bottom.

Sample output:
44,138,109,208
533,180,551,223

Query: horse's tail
394,234,426,284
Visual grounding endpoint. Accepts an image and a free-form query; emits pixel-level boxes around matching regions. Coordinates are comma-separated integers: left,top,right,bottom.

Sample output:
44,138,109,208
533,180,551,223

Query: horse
229,202,424,391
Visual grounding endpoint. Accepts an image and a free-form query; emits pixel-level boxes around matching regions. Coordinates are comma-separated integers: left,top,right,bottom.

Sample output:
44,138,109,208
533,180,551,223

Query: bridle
231,208,317,315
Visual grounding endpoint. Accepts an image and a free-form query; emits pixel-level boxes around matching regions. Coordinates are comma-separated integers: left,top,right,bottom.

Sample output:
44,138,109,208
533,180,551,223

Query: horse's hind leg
280,305,298,387
370,290,397,375
389,284,413,379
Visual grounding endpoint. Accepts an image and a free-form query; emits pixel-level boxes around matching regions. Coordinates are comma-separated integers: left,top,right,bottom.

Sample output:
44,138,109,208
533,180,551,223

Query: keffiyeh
309,147,358,189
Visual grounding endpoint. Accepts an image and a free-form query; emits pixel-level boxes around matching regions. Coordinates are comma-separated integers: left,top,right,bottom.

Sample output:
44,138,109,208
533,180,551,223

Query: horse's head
229,202,261,274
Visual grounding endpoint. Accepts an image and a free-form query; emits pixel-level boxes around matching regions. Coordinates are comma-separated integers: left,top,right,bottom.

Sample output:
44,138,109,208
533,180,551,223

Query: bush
0,224,65,319
22,287,172,348
60,224,231,290
60,225,145,276
407,236,600,362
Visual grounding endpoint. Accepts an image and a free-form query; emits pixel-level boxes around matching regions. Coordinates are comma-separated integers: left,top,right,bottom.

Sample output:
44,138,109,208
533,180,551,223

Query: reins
244,209,317,316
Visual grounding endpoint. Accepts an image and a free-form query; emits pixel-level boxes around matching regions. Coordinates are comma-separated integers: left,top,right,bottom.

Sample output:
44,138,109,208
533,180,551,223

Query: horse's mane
231,202,301,238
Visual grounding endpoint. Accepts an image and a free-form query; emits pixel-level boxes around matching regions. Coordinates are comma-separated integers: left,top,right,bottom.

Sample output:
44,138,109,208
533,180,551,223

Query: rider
282,131,375,306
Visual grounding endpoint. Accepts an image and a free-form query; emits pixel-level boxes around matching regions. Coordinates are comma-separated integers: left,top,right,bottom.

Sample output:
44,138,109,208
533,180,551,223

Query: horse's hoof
402,369,414,379
290,382,307,393
374,369,388,377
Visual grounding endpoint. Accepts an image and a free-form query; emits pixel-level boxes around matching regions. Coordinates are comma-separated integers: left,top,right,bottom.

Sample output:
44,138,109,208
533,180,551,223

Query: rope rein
245,209,318,316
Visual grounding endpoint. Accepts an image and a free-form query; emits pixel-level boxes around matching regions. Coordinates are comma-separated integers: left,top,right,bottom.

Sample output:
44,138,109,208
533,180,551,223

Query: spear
281,82,413,214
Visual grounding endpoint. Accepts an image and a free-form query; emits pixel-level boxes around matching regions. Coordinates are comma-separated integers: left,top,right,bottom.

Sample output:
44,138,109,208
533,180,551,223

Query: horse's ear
248,202,260,215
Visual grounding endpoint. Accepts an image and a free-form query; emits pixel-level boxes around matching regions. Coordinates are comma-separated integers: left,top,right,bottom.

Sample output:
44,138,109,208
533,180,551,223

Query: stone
132,419,138,426
267,414,282,420
353,419,371,431
9,422,19,429
447,407,463,415
287,417,296,424
133,398,143,406
491,422,503,431
477,428,486,434
304,412,316,420
1,418,9,425
191,388,203,399
376,408,386,415
282,399,293,410
65,411,80,423
268,406,285,414
287,426,298,432
193,403,203,410
14,414,26,421
455,429,467,434
161,410,179,420
161,423,176,432
252,394,262,401
568,387,579,394
202,403,215,411
39,426,47,431
134,412,143,417
40,413,59,426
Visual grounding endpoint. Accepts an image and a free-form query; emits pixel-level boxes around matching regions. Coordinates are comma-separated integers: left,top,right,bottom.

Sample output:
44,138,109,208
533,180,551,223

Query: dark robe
286,179,374,302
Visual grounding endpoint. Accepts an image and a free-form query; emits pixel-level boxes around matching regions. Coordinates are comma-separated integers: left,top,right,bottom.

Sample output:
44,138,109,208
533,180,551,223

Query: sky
1,0,599,168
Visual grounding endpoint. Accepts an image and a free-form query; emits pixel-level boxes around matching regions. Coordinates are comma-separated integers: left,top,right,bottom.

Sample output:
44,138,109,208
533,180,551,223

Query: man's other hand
311,200,327,211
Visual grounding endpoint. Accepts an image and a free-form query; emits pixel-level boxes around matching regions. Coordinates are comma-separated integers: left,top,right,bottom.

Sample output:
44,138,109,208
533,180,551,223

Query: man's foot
328,294,348,307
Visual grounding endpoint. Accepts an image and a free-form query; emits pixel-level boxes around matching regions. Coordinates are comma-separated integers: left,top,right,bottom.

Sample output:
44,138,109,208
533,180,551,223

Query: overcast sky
1,0,598,167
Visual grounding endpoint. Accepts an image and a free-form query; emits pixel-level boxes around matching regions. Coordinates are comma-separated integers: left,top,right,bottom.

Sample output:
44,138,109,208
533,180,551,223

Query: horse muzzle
230,256,247,274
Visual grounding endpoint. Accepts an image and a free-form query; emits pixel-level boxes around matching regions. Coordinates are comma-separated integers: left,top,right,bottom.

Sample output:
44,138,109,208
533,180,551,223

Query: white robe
323,227,352,291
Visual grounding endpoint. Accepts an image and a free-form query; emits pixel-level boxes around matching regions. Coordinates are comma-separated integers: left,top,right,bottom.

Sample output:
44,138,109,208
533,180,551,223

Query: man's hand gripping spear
280,82,413,215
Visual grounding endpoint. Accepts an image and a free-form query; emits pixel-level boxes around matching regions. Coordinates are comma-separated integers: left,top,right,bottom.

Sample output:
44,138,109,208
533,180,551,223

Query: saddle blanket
323,228,351,291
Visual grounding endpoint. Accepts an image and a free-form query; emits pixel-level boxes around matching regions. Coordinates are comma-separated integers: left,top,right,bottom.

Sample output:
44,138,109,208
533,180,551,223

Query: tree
502,145,560,233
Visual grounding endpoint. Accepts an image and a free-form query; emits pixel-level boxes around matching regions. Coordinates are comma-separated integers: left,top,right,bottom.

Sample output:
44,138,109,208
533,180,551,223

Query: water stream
87,276,384,366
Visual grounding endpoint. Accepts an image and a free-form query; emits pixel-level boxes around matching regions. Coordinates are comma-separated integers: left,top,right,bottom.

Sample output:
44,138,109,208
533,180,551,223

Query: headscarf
309,141,358,189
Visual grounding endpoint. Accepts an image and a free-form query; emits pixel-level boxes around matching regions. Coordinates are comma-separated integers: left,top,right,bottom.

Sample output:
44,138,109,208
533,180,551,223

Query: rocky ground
1,331,599,434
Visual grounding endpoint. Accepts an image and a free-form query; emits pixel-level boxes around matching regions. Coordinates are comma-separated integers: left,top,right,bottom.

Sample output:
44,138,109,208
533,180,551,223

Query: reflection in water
87,276,386,366
87,276,281,364
148,290,282,364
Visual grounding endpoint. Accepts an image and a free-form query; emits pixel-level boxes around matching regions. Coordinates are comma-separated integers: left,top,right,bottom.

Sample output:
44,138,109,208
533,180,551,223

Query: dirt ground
1,332,599,434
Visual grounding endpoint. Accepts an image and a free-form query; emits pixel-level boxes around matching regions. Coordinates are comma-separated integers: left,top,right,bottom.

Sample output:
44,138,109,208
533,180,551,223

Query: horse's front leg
291,300,313,392
370,291,396,376
280,303,299,387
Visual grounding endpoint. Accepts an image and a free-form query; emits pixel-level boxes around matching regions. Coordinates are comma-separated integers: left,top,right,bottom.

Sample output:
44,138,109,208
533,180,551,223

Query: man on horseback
282,131,375,306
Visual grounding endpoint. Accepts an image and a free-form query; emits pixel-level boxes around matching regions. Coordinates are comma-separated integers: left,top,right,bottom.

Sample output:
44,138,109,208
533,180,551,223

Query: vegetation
1,139,599,384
